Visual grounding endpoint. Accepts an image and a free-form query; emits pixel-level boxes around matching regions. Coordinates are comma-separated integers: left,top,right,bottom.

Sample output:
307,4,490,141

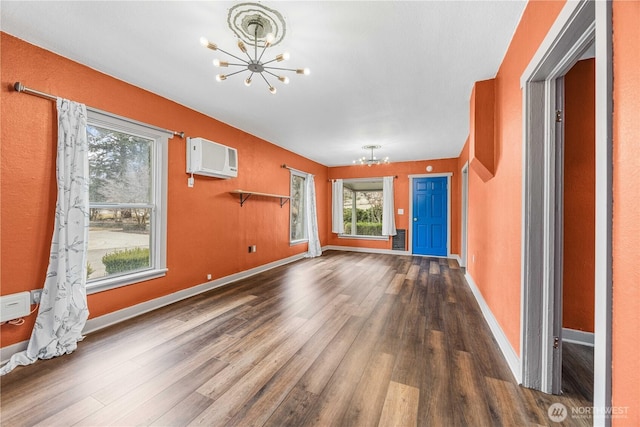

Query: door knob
413,217,418,221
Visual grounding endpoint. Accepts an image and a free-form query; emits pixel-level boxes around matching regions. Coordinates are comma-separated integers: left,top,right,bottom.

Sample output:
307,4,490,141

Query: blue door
412,177,448,256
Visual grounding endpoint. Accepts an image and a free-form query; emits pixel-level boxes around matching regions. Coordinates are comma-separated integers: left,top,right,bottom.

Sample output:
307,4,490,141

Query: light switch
397,208,404,215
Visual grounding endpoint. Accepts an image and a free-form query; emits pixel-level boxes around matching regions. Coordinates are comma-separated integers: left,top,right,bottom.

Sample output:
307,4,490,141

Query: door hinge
555,110,563,123
553,336,560,349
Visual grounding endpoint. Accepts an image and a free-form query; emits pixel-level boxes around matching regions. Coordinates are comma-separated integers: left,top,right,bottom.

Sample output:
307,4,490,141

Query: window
86,111,168,293
290,171,307,243
341,179,385,238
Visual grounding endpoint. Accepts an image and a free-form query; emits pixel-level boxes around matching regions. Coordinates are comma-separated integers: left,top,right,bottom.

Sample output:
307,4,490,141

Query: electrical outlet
207,274,212,280
31,289,43,305
187,176,194,188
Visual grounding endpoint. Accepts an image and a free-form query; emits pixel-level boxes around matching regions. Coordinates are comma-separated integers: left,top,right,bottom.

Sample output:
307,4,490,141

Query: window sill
87,268,168,295
290,239,309,246
338,234,389,241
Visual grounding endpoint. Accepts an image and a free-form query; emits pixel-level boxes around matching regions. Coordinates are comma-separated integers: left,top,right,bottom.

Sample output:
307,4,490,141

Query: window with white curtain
290,171,307,243
341,179,386,238
86,111,168,293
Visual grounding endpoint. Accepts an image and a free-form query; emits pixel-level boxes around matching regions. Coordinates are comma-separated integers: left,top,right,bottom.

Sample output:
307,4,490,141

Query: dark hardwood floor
0,251,593,426
563,341,594,403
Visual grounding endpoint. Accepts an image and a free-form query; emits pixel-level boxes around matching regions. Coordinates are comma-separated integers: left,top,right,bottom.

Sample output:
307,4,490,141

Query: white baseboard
0,341,29,366
464,272,522,383
2,253,306,365
324,245,411,256
563,327,595,347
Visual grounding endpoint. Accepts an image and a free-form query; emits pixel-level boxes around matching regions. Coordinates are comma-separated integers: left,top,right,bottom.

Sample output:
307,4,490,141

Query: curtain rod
13,82,185,139
328,176,398,182
281,164,309,175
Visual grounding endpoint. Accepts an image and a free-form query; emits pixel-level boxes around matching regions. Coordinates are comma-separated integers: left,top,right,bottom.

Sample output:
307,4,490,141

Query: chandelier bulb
265,32,275,46
238,40,247,53
244,77,252,87
213,59,228,67
200,37,217,50
278,76,290,84
296,68,311,75
276,52,290,62
215,74,227,82
269,86,277,94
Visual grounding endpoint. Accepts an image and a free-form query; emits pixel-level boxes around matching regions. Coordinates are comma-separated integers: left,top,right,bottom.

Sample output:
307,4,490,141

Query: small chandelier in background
200,7,309,95
354,145,390,167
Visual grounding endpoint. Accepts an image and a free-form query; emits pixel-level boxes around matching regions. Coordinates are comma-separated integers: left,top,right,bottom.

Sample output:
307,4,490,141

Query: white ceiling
1,1,526,167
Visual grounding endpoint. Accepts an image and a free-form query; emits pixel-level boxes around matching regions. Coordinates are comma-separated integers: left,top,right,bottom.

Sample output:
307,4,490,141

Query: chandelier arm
261,58,279,66
259,72,273,88
223,69,250,79
263,70,280,79
256,45,270,63
215,47,250,65
262,66,299,72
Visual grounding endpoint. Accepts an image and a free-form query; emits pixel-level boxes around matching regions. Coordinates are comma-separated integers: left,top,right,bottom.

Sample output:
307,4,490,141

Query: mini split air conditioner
186,137,238,179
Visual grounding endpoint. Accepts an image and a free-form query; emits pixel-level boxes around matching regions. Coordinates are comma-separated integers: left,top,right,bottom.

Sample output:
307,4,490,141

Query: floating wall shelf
230,190,290,207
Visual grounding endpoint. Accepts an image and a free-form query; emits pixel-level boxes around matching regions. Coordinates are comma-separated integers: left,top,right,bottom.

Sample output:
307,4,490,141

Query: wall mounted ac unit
186,137,238,179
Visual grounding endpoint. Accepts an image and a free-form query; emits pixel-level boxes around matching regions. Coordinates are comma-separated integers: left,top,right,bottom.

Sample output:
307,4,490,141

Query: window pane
355,191,383,236
87,125,152,204
343,188,353,234
87,208,151,280
341,180,384,237
290,174,306,241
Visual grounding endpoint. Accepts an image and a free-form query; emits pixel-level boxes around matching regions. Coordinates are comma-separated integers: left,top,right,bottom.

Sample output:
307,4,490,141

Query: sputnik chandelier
354,145,390,167
199,3,309,94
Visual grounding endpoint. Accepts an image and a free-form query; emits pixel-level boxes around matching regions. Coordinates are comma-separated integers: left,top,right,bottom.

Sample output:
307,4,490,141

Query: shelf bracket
239,193,252,207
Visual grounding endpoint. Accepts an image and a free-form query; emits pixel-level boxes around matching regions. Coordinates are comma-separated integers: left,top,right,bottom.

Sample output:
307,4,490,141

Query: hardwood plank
150,392,214,427
417,329,454,425
225,355,313,427
298,297,395,426
113,355,228,426
33,397,104,427
339,352,395,427
378,381,420,427
451,350,494,426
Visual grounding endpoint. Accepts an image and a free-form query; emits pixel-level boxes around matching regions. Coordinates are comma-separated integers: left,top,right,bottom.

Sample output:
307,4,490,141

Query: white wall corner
465,272,522,383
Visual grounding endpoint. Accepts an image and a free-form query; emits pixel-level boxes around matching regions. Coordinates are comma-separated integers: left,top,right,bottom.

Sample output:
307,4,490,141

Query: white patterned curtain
331,179,344,234
305,174,322,258
382,176,397,236
1,99,90,375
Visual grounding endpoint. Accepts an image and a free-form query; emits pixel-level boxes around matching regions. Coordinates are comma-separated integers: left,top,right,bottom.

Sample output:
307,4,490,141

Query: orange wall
0,33,328,347
465,0,566,356
612,1,640,424
562,59,595,333
327,159,461,255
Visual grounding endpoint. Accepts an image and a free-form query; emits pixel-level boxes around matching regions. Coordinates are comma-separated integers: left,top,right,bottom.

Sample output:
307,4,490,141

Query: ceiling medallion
200,2,309,94
354,145,390,167
227,3,286,47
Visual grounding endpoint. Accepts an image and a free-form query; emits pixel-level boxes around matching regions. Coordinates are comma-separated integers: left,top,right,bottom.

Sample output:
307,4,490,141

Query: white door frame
519,1,612,425
460,163,469,268
408,173,452,257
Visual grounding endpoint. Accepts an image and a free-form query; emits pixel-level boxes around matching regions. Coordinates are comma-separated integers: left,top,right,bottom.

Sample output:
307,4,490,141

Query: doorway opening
519,0,612,423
